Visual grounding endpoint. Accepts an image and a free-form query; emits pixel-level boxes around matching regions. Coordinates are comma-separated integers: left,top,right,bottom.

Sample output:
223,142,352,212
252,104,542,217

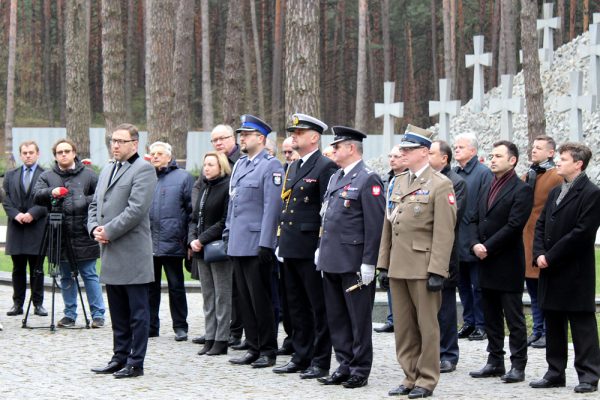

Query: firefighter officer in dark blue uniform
272,114,337,379
316,126,385,389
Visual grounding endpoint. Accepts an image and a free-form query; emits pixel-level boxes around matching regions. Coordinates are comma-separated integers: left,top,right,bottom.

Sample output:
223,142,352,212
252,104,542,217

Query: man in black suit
272,113,337,379
2,141,48,317
530,143,600,394
469,140,533,383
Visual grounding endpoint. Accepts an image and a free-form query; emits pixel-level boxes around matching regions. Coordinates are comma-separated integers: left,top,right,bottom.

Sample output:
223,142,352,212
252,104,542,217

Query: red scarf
487,169,515,209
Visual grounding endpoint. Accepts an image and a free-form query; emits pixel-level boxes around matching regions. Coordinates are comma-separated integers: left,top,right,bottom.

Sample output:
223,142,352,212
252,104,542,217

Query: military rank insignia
273,172,282,186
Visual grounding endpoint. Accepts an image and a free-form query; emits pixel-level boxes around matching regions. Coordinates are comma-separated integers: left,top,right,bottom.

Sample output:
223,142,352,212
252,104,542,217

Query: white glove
275,246,283,263
314,248,320,265
360,264,375,285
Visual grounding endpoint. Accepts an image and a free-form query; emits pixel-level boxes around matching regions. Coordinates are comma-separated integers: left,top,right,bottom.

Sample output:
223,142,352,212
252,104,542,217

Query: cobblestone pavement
0,284,594,400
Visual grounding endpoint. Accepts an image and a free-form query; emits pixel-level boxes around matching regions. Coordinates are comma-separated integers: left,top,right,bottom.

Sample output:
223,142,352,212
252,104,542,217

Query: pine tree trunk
583,0,590,32
457,0,467,101
4,0,17,166
57,0,67,126
43,0,54,126
241,18,253,113
270,0,283,128
489,0,501,88
381,0,392,82
442,0,456,95
431,0,439,100
222,1,245,126
249,0,265,118
569,0,576,40
200,0,214,131
125,0,135,122
354,0,368,131
65,0,91,157
556,0,565,46
498,0,518,77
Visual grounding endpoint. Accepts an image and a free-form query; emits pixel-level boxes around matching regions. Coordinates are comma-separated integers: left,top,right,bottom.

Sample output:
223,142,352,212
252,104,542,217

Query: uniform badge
448,193,456,205
344,200,351,208
303,178,317,183
292,115,299,126
413,205,422,217
372,185,381,196
304,196,309,203
273,172,282,186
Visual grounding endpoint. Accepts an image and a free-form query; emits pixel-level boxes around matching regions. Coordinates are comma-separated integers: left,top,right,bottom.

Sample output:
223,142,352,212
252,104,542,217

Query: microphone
52,187,69,199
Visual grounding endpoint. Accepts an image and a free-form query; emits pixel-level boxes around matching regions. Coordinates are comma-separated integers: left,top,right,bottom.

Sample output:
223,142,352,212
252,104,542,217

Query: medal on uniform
341,191,347,198
344,199,351,208
410,195,416,201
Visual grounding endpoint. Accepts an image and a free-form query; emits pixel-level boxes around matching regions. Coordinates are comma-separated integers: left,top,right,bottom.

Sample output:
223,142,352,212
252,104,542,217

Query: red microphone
53,187,69,199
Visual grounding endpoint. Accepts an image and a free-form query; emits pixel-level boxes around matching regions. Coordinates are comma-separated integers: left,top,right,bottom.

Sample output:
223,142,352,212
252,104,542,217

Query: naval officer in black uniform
316,126,385,389
273,114,337,379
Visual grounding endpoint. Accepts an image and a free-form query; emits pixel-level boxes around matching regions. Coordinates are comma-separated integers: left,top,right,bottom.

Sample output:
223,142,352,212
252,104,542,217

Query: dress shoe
251,355,276,368
148,331,159,338
231,340,250,351
440,360,456,373
527,333,542,346
388,384,412,396
501,368,525,383
468,328,487,341
174,329,188,342
276,345,294,356
113,365,144,378
228,336,241,347
6,304,23,316
318,370,350,385
574,382,598,393
229,352,259,365
457,324,475,339
408,386,433,399
273,361,304,374
207,341,228,356
374,322,394,333
34,305,48,316
192,335,206,344
531,335,546,348
529,377,566,388
469,364,506,378
198,340,214,356
342,375,368,388
299,366,329,379
91,361,123,374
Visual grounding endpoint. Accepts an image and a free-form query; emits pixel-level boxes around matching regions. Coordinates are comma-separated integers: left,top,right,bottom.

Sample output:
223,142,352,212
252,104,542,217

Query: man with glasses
90,123,157,378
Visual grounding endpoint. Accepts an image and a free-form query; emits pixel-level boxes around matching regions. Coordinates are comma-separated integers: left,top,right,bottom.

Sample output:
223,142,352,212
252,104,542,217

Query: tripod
22,199,91,331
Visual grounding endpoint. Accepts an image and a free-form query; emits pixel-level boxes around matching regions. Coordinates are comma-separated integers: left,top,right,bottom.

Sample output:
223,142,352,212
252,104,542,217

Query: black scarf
525,158,555,189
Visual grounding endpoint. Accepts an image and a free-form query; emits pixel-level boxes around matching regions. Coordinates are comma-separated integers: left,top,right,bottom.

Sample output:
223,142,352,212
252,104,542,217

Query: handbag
203,240,228,263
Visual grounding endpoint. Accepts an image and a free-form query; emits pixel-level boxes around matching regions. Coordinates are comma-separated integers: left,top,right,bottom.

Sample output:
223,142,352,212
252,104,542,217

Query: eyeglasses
56,149,73,155
110,139,136,146
210,135,233,144
283,150,294,155
238,132,261,138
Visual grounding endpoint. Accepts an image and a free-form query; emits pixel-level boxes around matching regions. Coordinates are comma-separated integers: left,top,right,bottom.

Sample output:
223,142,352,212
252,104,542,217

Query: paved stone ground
0,284,594,400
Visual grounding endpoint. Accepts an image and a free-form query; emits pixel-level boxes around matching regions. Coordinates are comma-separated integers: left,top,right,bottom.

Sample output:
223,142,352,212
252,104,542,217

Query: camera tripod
22,200,90,331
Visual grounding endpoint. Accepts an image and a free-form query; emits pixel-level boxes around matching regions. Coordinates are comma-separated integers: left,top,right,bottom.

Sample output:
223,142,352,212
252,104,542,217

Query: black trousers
231,256,277,357
149,256,188,333
544,310,600,384
438,286,459,365
481,288,527,369
11,254,44,306
283,258,332,369
106,283,150,368
230,270,244,339
278,260,294,349
323,271,375,378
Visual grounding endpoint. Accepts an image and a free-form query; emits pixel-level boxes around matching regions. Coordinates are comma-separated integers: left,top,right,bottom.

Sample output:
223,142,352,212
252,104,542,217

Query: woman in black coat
189,151,232,356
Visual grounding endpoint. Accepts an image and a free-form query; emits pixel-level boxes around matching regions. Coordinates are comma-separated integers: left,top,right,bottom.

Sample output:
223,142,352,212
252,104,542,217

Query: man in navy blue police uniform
225,115,284,369
273,113,337,379
316,126,385,389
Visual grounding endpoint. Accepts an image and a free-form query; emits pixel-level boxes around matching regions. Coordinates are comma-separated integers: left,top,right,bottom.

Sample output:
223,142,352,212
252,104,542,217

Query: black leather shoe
206,340,228,356
342,375,368,388
408,386,433,399
531,335,546,348
374,322,394,333
174,329,188,342
197,340,214,356
299,366,329,379
574,382,598,393
231,340,250,351
6,304,23,316
273,361,304,374
91,361,123,374
251,355,276,368
468,328,487,341
192,335,206,344
228,336,241,347
34,305,48,316
113,365,144,378
501,368,525,383
388,384,412,396
276,345,294,356
148,331,159,338
229,352,259,365
318,370,350,385
440,360,456,373
457,324,475,339
527,333,541,346
469,364,506,378
529,377,566,388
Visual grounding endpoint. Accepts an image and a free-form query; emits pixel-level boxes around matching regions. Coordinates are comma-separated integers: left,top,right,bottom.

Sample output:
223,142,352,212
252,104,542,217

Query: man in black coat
428,140,467,373
469,140,533,383
273,113,337,379
530,143,600,394
2,141,48,317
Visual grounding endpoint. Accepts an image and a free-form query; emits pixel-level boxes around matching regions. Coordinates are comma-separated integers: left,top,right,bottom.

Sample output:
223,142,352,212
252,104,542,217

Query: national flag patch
448,193,455,205
372,185,382,196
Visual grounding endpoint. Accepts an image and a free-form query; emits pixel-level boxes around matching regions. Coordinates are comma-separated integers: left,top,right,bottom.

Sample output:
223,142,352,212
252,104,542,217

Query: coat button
290,210,294,213
289,222,293,225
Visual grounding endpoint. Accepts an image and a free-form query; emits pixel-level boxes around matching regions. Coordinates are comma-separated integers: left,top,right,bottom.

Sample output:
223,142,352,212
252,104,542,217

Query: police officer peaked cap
398,124,433,149
236,114,272,136
286,113,328,134
329,126,367,145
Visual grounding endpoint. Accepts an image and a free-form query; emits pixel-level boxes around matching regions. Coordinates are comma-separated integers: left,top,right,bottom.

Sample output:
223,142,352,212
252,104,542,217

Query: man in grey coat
89,123,157,379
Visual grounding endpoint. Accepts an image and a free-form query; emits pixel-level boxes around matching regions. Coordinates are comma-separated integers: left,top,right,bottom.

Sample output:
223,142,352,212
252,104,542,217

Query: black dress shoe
468,328,487,341
206,340,228,356
113,365,144,378
440,360,456,373
231,340,250,351
408,386,433,399
273,361,304,374
374,322,394,333
228,336,241,347
529,377,566,388
7,304,23,316
318,371,350,385
469,364,506,378
276,346,294,356
251,355,276,368
299,366,329,379
342,375,368,388
457,324,475,339
192,335,206,344
229,352,259,365
34,305,48,316
174,329,188,342
197,340,214,356
501,368,525,383
527,333,542,346
574,382,598,393
389,384,412,396
531,335,546,348
91,361,123,374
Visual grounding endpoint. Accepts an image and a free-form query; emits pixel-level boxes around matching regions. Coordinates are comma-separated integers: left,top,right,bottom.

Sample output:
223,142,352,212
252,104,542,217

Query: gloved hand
258,246,274,264
378,269,389,290
360,264,375,285
314,248,320,265
275,246,283,263
426,273,444,292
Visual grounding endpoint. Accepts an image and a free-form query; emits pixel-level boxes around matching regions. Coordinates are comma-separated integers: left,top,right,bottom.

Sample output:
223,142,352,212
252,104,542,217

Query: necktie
409,173,417,185
23,167,32,192
110,162,122,185
297,159,303,170
337,170,345,183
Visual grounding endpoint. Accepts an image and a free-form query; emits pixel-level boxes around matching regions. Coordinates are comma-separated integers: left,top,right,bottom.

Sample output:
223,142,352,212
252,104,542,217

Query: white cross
429,79,461,141
374,81,404,152
465,35,492,112
489,75,523,141
594,13,600,24
536,3,560,68
555,70,596,141
580,23,600,109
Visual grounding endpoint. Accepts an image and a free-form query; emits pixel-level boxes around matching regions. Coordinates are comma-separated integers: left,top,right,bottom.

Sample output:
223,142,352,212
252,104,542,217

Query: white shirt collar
343,159,361,176
411,164,429,179
300,148,319,164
